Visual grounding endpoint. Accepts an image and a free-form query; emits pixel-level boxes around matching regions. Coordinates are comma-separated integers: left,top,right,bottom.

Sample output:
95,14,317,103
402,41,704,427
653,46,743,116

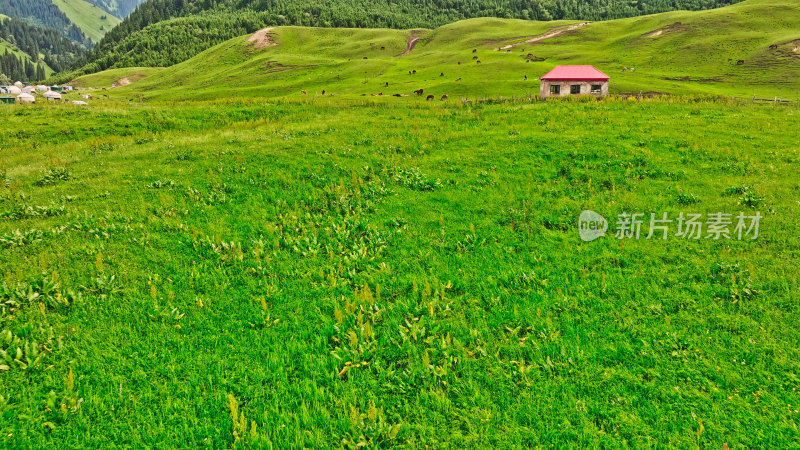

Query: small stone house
539,65,609,98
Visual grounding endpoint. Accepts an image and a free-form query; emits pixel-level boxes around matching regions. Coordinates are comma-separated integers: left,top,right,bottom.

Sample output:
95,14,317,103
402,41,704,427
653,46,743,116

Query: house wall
539,80,609,98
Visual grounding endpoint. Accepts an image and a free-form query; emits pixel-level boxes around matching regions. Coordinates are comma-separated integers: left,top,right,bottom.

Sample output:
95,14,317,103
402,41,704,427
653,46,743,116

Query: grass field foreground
1,97,799,447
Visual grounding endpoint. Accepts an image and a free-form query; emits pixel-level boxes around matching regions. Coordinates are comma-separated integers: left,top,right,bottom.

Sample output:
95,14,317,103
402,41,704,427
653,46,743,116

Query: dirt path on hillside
248,27,276,48
495,22,589,50
396,35,421,56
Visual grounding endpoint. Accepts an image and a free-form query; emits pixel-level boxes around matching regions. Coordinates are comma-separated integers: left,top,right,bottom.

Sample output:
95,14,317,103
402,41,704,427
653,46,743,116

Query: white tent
43,91,62,100
13,81,23,87
16,93,35,103
7,86,21,95
72,100,88,105
21,86,35,94
36,85,48,92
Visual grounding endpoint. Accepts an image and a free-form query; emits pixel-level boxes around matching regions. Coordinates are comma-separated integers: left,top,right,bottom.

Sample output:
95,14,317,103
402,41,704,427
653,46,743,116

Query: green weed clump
33,168,71,187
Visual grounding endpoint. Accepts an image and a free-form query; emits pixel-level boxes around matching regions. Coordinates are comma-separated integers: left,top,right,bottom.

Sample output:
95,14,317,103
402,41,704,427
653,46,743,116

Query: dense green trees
0,0,92,46
0,50,48,82
0,17,86,82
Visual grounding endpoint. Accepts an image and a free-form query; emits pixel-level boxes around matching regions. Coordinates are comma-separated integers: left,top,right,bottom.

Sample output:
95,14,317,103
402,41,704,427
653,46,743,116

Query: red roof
540,65,610,81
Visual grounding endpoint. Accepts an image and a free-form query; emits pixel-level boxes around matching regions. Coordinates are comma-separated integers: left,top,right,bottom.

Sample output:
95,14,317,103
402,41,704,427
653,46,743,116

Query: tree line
0,17,86,75
0,50,48,83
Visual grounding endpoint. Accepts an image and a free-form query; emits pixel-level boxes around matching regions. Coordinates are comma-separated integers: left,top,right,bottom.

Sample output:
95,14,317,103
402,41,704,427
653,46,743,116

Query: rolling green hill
52,0,121,43
87,0,800,101
76,0,748,78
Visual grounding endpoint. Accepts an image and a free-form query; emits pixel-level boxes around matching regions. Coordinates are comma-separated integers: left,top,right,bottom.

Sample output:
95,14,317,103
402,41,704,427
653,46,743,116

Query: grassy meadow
1,96,799,447
69,0,800,102
51,0,121,43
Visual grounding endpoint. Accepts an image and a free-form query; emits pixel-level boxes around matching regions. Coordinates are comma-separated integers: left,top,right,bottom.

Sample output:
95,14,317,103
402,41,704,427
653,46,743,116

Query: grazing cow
472,49,477,53
378,92,383,96
393,93,402,97
476,60,481,64
524,75,527,81
414,88,424,96
385,82,389,87
302,90,307,95
363,56,368,59
458,61,461,65
455,78,461,82
440,94,448,100
381,46,385,50
426,94,435,101
440,72,444,77
472,56,478,60
322,89,326,95
737,59,745,65
412,70,417,74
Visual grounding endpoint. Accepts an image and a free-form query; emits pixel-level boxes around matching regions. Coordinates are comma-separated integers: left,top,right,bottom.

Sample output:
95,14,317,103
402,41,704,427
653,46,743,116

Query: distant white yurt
21,86,35,94
36,85,48,92
8,86,22,95
13,81,23,87
72,100,88,105
16,93,35,103
43,91,62,101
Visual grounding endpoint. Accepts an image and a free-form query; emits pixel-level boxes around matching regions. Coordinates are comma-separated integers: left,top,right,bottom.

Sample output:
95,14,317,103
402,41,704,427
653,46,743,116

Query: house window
591,84,602,94
570,85,581,95
550,84,560,95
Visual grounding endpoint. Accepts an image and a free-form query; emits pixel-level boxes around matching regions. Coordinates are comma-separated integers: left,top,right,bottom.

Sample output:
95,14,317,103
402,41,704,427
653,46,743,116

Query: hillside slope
52,0,121,43
94,0,800,101
74,0,747,78
0,0,90,45
83,0,146,18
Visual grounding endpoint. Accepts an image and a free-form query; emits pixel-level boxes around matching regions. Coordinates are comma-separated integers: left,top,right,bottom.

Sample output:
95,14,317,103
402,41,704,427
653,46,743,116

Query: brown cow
301,90,307,95
414,88,424,96
322,89,326,95
426,94,435,101
455,78,462,82
440,94,448,100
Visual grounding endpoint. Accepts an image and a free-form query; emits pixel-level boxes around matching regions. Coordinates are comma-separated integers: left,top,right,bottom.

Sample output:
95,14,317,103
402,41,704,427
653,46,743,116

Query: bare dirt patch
396,32,424,57
248,27,276,49
115,72,152,86
643,22,687,38
494,22,589,51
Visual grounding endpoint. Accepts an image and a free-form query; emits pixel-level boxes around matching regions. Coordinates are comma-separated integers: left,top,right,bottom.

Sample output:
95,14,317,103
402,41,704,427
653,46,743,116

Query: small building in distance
539,65,609,98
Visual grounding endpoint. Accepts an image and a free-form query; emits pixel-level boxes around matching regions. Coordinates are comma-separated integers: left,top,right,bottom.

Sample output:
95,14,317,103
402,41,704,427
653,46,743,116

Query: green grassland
1,96,799,447
90,0,800,102
51,0,122,43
